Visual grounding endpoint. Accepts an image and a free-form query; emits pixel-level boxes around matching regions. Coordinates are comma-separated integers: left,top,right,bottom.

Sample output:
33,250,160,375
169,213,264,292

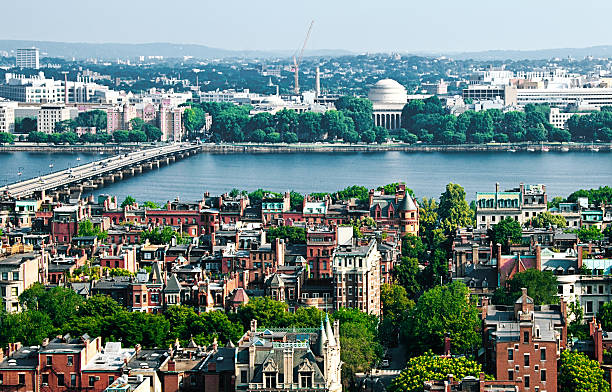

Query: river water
0,150,610,202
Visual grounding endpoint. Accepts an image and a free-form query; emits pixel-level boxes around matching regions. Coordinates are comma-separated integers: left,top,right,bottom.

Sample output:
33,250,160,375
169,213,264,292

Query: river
0,150,609,202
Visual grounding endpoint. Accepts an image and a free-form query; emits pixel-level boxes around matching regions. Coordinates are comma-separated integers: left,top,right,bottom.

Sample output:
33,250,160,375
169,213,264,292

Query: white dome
368,78,408,104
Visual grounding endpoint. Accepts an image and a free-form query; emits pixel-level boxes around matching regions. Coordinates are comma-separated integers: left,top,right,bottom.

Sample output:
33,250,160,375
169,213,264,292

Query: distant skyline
4,0,612,54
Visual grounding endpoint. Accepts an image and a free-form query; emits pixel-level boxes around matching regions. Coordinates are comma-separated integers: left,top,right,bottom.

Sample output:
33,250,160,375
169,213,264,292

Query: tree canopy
559,351,609,392
389,353,487,392
402,281,481,355
493,269,559,305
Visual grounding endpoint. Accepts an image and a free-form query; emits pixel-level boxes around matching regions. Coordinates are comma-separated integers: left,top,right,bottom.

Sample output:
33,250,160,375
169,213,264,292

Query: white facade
0,101,18,133
516,88,612,109
16,48,39,69
369,79,407,130
332,239,381,316
37,104,70,133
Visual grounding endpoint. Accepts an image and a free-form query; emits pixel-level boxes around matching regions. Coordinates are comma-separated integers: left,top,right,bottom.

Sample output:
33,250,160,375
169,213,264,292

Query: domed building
368,78,408,130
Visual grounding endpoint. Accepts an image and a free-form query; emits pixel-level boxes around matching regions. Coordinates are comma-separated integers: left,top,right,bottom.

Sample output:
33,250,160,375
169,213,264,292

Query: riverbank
199,142,612,153
0,141,610,153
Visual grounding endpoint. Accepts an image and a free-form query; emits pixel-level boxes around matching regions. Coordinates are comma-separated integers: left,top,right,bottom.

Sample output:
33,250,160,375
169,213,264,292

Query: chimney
590,316,597,337
496,243,502,262
250,319,257,333
212,337,218,352
167,359,176,371
443,334,451,356
535,244,541,271
577,245,583,269
210,231,215,247
42,338,49,347
368,189,374,206
481,297,489,320
283,347,294,384
235,231,240,249
135,344,141,355
249,345,256,377
472,244,479,265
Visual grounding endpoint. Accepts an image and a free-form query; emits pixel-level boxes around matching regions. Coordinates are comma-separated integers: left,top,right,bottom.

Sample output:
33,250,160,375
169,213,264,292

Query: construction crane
293,20,314,95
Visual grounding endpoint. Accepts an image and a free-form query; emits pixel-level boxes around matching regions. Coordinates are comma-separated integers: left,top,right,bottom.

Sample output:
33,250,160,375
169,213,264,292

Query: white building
0,72,115,104
369,78,407,130
37,104,70,133
16,48,39,69
332,238,381,316
0,101,18,133
516,88,612,109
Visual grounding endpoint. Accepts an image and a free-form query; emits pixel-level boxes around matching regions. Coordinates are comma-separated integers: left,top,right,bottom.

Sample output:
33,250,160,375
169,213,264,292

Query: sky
3,0,612,53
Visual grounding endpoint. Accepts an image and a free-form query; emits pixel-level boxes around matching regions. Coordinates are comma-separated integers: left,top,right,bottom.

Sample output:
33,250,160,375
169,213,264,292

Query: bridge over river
0,143,201,201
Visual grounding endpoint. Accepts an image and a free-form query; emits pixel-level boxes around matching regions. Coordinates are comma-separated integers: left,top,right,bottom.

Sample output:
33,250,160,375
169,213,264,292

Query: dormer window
298,359,314,388
264,373,277,388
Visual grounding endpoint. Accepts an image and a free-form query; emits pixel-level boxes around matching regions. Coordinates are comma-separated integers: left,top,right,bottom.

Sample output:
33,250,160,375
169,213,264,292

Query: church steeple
315,318,327,356
325,313,336,347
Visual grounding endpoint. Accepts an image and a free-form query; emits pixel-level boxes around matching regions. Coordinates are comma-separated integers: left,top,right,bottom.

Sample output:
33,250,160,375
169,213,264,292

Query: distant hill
0,40,352,60
432,45,612,61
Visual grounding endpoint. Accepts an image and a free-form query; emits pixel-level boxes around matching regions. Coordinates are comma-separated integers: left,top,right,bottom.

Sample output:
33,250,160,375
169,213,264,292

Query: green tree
393,257,422,299
236,297,292,330
374,127,390,143
530,211,567,228
493,269,559,305
78,219,108,240
381,283,414,324
389,353,487,392
113,130,129,143
0,132,15,144
401,234,426,259
576,226,604,242
488,217,522,252
128,130,147,143
266,226,306,244
297,112,323,142
27,131,48,143
360,129,376,143
121,196,137,208
142,201,160,209
402,281,481,355
559,351,609,392
18,283,84,329
289,191,304,211
16,117,37,133
438,183,474,235
597,301,612,331
142,124,162,141
54,119,76,133
320,110,347,140
129,118,145,131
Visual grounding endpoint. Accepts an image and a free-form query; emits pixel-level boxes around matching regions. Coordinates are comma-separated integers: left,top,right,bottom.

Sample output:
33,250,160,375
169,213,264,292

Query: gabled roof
164,275,182,293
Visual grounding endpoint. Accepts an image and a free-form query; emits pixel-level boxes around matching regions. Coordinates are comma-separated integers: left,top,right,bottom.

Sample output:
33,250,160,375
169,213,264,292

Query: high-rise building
37,104,71,133
0,101,18,133
332,238,381,316
16,48,39,69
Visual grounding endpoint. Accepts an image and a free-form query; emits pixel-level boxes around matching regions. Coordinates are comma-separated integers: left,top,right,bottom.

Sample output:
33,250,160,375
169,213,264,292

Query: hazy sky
3,0,612,53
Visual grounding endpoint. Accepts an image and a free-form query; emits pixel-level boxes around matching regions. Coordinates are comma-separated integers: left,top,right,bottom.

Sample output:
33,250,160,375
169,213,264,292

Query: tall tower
315,67,321,97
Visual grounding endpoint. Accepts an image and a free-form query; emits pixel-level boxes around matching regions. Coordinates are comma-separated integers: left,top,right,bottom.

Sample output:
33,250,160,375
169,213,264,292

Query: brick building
482,289,567,392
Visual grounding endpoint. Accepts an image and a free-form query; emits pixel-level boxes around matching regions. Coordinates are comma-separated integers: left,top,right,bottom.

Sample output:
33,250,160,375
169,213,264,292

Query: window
57,374,64,387
508,370,514,380
508,349,513,360
109,376,115,385
540,348,546,361
12,272,19,280
46,356,52,366
587,285,593,294
524,375,530,388
524,331,529,343
18,374,25,385
264,373,276,388
524,354,530,367
70,374,77,386
1,272,7,280
42,374,49,385
599,285,604,294
541,369,546,382
89,376,96,387
0,374,3,385
11,287,18,297
241,370,248,384
300,373,312,388
587,301,593,313
67,356,73,366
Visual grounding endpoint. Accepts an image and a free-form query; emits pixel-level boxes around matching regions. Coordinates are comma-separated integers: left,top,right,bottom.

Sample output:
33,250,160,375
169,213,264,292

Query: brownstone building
482,289,567,392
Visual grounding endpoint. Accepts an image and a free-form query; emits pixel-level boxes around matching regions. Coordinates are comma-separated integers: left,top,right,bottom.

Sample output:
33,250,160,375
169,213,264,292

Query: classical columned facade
368,79,408,130
373,111,402,130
